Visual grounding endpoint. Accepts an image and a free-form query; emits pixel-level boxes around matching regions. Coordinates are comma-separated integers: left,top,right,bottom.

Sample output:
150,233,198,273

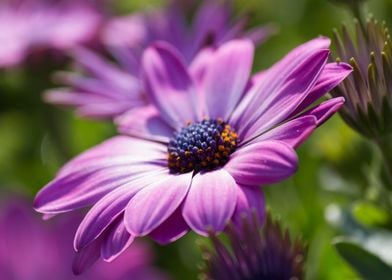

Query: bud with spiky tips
331,17,392,141
199,213,306,280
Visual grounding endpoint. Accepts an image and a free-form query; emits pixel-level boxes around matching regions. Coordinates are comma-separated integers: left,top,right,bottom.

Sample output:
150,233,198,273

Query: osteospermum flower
0,196,167,279
200,213,306,280
0,0,102,68
35,38,351,266
44,0,274,119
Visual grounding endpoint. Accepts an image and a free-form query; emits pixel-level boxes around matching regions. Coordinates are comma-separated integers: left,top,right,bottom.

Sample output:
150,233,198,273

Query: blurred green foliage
2,0,392,279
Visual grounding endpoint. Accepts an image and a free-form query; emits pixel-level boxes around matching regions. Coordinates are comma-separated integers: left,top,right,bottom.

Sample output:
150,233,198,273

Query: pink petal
76,102,143,119
34,164,165,215
34,136,166,214
124,172,193,236
235,49,329,141
204,39,254,119
231,37,330,138
253,115,317,148
74,172,166,250
142,42,198,128
301,97,345,125
182,169,238,235
115,105,174,143
35,167,142,214
149,207,190,245
53,71,140,100
57,136,166,177
101,217,134,262
72,47,136,88
225,140,298,186
290,62,352,116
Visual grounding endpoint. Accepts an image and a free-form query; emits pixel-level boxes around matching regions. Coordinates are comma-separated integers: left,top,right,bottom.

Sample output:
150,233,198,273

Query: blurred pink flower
44,0,275,119
0,195,168,279
0,0,103,68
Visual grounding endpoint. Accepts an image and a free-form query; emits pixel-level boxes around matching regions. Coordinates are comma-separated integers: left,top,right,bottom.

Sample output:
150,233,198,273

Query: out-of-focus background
1,0,392,279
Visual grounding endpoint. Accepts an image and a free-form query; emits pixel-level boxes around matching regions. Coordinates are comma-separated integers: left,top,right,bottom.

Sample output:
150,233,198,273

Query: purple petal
44,87,141,119
73,237,102,275
124,172,193,236
34,136,166,214
109,46,140,76
290,62,352,116
253,115,317,148
143,42,198,128
72,47,137,88
225,140,298,186
301,97,345,125
187,0,230,60
189,47,215,87
44,88,109,107
247,70,267,91
204,39,254,119
235,49,329,141
101,13,149,50
115,105,174,143
57,136,166,177
44,88,139,119
74,173,163,251
149,207,190,245
76,103,143,119
101,217,134,262
182,169,238,236
217,18,247,43
52,71,140,101
232,184,266,226
231,37,330,138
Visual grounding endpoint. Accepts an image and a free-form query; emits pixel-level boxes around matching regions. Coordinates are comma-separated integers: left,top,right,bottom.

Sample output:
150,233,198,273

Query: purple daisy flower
44,0,275,119
0,195,168,279
0,0,102,68
35,37,351,265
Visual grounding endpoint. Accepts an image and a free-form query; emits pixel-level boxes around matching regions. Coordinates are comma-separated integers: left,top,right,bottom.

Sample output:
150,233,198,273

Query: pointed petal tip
337,61,353,71
310,97,345,126
315,35,331,46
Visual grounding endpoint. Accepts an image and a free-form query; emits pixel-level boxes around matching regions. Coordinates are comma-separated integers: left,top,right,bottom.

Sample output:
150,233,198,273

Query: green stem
375,138,392,190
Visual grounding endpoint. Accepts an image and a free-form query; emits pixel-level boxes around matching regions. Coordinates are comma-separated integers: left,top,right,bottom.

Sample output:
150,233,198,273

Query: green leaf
334,238,392,280
352,201,390,228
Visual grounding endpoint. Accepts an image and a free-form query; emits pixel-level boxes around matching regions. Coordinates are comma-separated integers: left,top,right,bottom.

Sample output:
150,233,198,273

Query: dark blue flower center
168,119,238,174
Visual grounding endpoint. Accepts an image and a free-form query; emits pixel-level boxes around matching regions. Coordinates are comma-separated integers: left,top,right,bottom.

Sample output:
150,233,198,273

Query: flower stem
375,137,392,190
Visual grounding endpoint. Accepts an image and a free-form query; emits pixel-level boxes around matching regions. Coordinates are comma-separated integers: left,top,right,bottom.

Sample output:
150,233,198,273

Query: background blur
1,0,392,279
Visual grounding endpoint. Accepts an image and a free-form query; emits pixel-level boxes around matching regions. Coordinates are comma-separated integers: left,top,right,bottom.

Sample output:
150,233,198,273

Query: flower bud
199,212,306,280
331,17,392,140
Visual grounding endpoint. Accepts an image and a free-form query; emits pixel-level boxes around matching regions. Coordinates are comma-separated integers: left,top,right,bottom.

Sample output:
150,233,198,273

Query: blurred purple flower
0,196,167,279
0,0,102,68
35,37,351,265
44,0,276,119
